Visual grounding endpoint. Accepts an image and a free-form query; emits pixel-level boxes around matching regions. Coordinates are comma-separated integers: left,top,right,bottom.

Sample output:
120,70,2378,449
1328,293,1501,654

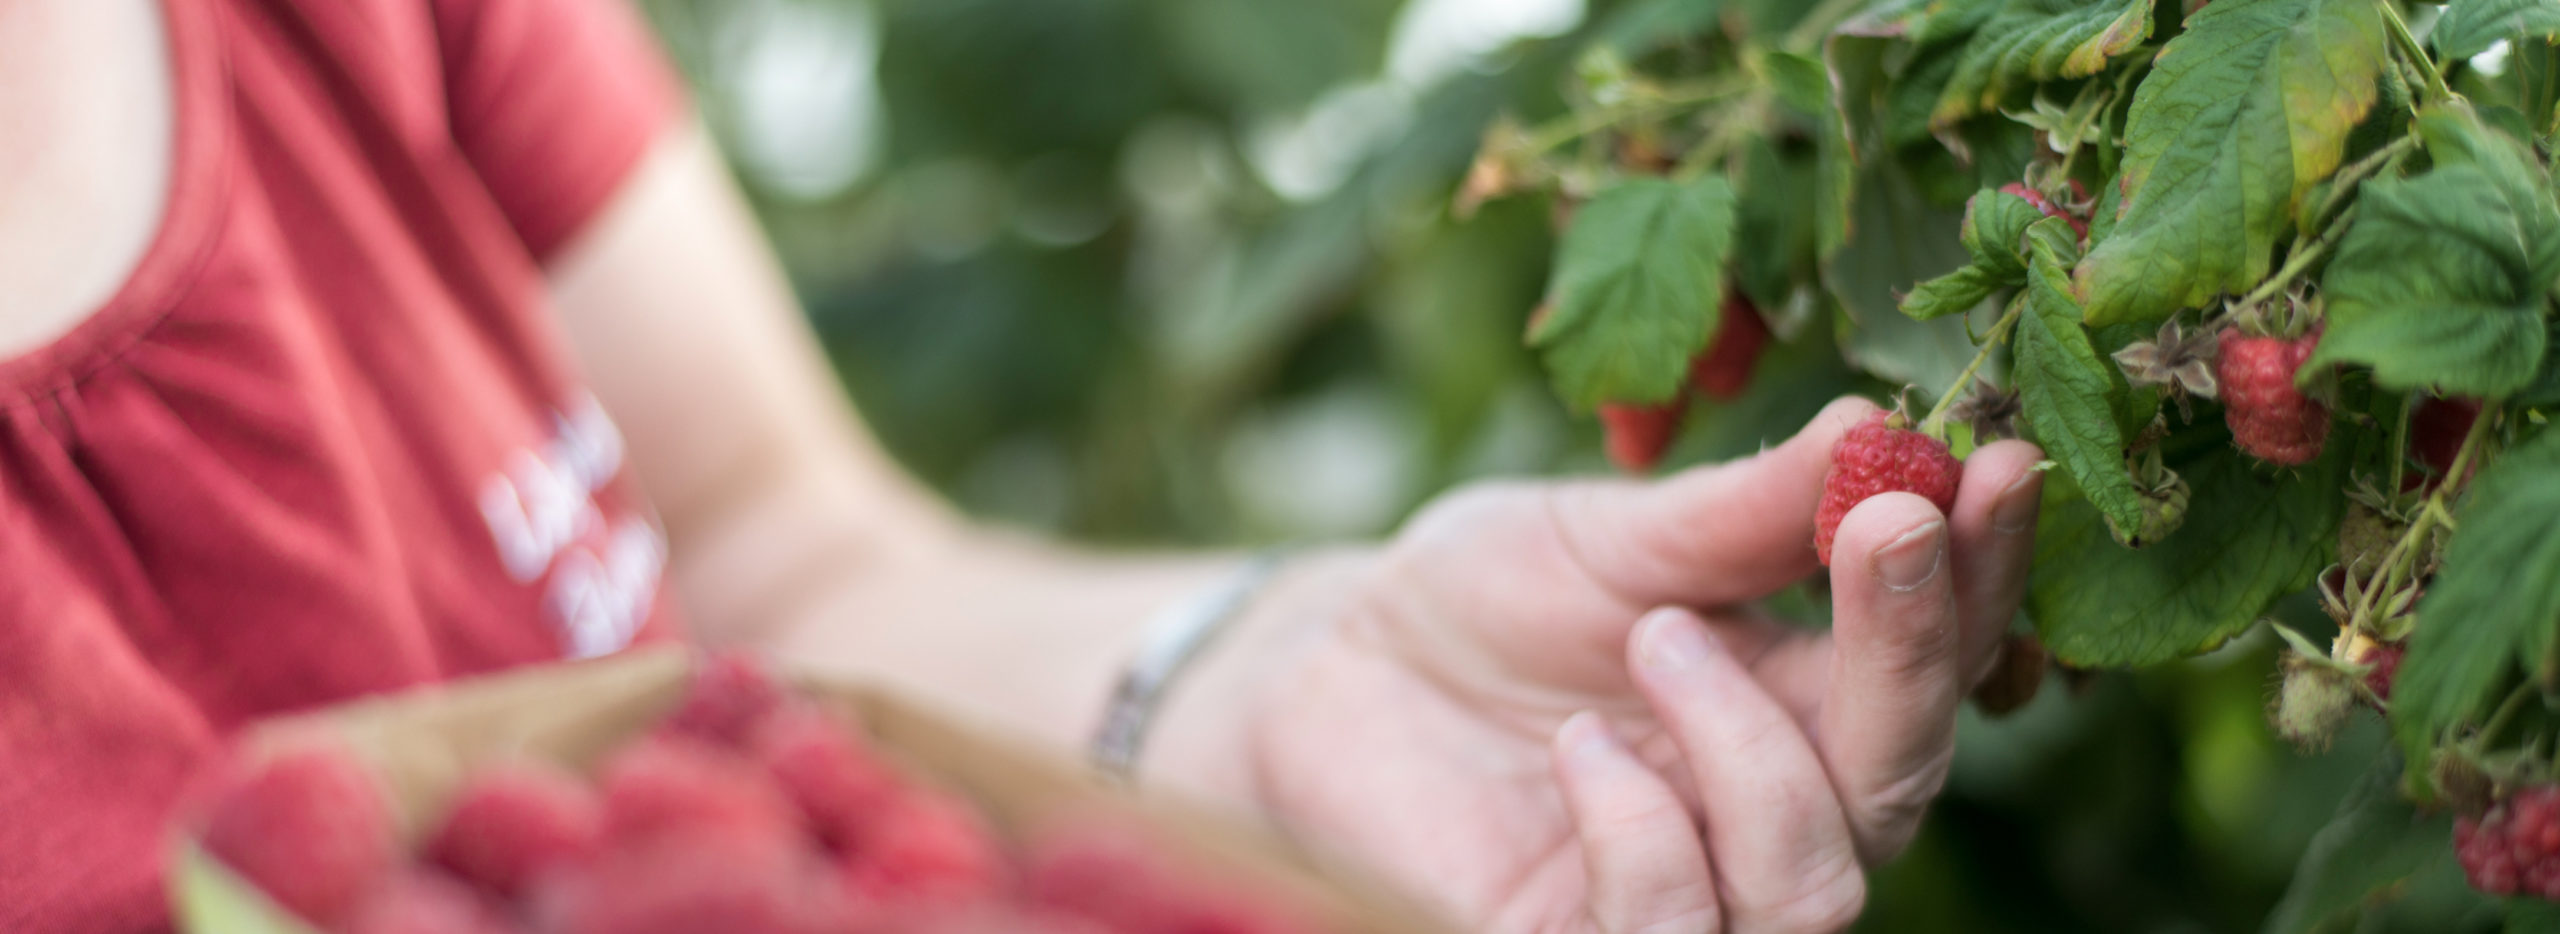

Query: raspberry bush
1458,0,2560,924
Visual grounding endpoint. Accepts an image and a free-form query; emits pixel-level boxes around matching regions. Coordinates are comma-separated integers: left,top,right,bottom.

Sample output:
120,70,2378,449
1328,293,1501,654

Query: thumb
1549,395,1881,609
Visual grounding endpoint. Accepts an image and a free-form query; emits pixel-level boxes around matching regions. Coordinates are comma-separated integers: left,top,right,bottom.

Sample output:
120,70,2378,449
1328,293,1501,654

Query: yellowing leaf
2074,0,2385,326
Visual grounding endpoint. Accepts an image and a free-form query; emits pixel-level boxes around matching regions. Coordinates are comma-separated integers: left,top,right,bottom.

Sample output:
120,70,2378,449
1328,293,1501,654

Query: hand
1232,398,2046,933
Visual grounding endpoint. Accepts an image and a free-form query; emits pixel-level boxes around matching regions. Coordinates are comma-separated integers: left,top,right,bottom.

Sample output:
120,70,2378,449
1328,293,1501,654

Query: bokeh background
626,0,2498,929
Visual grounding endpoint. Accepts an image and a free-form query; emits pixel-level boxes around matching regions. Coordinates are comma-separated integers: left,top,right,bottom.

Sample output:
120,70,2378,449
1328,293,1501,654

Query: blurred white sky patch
721,0,884,201
2475,39,2514,77
1246,0,1584,201
1224,384,1423,537
1387,0,1585,85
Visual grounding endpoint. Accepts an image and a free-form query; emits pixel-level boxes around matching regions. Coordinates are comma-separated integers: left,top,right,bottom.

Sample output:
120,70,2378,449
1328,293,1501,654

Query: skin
5,3,2048,931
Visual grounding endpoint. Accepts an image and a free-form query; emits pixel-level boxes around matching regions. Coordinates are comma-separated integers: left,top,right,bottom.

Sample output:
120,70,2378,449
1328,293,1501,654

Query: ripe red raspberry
1814,413,1962,566
839,788,1010,905
599,735,801,844
534,828,855,934
1599,400,1686,474
198,747,397,926
1028,827,1321,934
1999,181,2089,239
2215,328,2329,466
336,870,521,934
1688,293,1771,400
751,702,908,850
2459,785,2560,900
425,761,604,898
2403,396,2483,491
665,653,788,747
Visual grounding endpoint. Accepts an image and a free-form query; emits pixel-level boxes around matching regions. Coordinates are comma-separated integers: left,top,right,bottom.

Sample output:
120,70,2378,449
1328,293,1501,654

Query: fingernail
1992,471,2043,534
1873,520,1946,592
1559,711,1617,761
1638,611,1715,673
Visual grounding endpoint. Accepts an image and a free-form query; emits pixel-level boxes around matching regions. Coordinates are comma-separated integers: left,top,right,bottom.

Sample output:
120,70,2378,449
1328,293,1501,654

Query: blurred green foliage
628,0,2505,929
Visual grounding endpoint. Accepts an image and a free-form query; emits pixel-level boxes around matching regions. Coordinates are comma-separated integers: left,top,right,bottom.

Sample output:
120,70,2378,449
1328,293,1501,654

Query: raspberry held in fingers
1814,414,1962,565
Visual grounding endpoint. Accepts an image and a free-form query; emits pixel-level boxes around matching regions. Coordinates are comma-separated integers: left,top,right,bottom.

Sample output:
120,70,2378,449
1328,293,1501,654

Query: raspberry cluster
1597,292,1772,473
2214,328,2329,466
1813,413,1962,566
193,655,1317,934
2457,786,2560,900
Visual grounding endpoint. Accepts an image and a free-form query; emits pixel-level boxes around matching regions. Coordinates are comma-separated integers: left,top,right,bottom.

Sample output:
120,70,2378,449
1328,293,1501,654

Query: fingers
1814,493,1962,864
1551,396,1883,609
1552,712,1720,934
1630,609,1867,934
1945,440,2045,685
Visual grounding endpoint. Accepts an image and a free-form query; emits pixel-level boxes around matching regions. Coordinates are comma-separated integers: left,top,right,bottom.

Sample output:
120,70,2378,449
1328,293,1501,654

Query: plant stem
2349,403,2496,628
1783,0,1870,53
2380,0,2454,103
1520,77,1756,156
2231,201,2362,314
2481,680,2538,746
1918,301,2024,437
1673,95,1770,180
2312,134,2419,229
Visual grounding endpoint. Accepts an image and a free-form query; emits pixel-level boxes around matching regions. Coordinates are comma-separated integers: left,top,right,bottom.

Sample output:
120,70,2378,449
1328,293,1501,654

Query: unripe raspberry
2269,651,2355,751
1599,401,1686,474
2215,328,2328,466
1813,413,1962,565
1688,293,1771,400
2338,503,2396,579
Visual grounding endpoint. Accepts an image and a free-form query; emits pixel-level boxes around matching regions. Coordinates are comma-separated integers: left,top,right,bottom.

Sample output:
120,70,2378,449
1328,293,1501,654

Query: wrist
1136,547,1373,815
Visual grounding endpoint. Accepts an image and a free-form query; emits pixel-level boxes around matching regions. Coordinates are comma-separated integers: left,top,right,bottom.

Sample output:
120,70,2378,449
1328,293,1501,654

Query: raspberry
1813,413,1962,566
2269,651,2355,750
1688,292,1771,400
666,653,788,747
2215,328,2329,466
534,828,855,934
599,735,801,844
1999,181,2088,239
335,870,520,934
2403,396,2484,491
752,703,908,851
1599,400,1686,474
198,747,397,926
839,788,1010,905
1028,827,1320,934
425,761,604,898
2338,503,2396,579
2357,640,2404,704
2459,785,2560,900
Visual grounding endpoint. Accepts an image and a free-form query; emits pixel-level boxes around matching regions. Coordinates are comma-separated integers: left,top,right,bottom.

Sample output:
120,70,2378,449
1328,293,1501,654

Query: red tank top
1,1,685,927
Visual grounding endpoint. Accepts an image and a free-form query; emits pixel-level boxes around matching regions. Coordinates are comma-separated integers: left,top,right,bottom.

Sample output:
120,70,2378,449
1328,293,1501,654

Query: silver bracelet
1089,551,1288,779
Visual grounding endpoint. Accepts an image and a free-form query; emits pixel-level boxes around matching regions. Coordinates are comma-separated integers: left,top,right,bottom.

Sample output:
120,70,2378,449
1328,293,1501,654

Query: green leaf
2312,105,2560,396
2028,441,2341,666
1532,177,1738,408
1827,159,1986,389
2074,0,2386,326
1898,187,2045,319
1902,265,2007,320
2514,900,2560,934
2262,758,2456,934
1735,141,1823,314
1765,49,1833,116
1931,0,2154,127
2435,0,2560,60
2397,424,2560,765
2016,218,2148,541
